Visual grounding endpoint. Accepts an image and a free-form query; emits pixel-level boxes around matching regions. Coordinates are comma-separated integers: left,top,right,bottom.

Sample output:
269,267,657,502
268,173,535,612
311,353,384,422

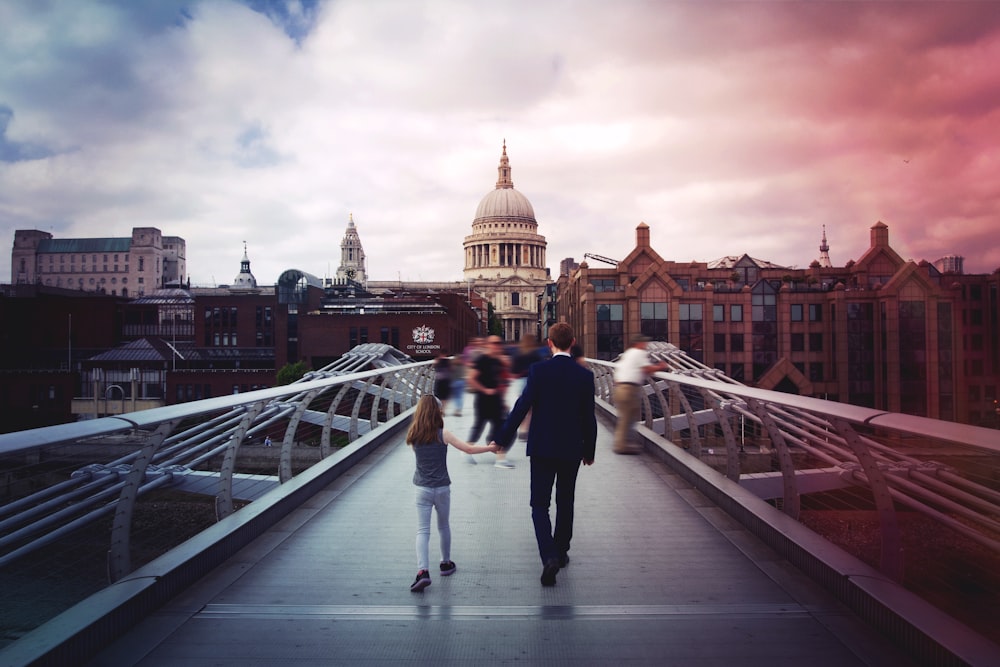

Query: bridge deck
88,410,913,666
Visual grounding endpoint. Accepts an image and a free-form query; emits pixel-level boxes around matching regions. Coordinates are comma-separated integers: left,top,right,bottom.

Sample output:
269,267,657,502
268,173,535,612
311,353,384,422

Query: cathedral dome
472,140,537,224
474,187,535,221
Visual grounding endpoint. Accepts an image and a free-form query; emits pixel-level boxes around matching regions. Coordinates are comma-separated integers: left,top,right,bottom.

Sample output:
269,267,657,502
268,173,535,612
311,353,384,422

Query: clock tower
335,213,367,285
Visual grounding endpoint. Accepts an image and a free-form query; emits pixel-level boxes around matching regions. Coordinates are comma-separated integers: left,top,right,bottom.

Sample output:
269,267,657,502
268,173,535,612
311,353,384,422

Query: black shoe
410,570,431,592
440,560,456,576
541,559,559,586
558,553,570,568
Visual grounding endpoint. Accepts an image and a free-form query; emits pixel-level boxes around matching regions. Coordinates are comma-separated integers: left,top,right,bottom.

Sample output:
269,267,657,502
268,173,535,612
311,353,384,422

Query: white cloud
2,0,1000,290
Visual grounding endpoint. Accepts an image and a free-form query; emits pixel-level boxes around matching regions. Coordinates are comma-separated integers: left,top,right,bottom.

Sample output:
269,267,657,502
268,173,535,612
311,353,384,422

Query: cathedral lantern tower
463,141,550,340
231,241,258,289
336,213,367,285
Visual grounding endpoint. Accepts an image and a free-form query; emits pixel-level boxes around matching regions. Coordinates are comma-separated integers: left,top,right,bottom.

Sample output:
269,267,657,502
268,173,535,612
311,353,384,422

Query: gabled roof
707,254,788,270
87,338,181,362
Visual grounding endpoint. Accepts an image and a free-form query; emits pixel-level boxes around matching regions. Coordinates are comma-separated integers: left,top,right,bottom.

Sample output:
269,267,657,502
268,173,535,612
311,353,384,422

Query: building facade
557,221,1000,426
463,142,550,341
11,227,186,296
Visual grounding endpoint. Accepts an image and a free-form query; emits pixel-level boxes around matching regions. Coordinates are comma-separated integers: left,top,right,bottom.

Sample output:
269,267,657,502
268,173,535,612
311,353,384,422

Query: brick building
556,221,1000,426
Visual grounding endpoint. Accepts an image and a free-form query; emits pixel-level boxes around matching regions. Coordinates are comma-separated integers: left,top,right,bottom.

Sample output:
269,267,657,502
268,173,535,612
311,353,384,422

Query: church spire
495,139,514,190
817,225,832,268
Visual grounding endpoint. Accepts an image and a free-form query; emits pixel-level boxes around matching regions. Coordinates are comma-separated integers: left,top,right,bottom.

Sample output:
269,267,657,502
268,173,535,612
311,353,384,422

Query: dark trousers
529,455,582,564
468,392,504,444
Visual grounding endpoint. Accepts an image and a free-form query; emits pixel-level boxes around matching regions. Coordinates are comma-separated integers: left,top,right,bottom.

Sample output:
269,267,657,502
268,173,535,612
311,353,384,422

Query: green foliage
487,302,502,336
276,360,310,386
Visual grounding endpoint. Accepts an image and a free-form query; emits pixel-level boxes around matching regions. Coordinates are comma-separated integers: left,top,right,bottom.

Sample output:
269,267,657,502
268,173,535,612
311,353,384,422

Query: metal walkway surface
86,411,914,667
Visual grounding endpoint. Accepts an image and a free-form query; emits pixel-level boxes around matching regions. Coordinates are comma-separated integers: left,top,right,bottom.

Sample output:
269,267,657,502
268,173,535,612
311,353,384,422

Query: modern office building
555,221,1000,426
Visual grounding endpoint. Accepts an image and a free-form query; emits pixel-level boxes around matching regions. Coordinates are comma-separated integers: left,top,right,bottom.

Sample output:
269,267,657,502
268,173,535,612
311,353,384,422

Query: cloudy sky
2,0,999,287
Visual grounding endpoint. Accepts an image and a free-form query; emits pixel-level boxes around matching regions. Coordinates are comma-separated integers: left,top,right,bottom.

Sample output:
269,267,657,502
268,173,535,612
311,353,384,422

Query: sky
2,0,999,287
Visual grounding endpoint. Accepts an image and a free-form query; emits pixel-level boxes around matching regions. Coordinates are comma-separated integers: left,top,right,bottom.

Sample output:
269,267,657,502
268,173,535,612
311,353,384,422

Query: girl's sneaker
440,561,456,576
410,570,431,592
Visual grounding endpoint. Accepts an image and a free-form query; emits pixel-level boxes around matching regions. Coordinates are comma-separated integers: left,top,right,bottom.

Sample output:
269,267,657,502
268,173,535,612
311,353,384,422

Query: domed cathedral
463,141,550,341
335,213,367,286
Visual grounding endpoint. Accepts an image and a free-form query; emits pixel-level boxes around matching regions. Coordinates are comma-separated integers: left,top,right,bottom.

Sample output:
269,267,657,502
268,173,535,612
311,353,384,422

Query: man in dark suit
492,322,597,586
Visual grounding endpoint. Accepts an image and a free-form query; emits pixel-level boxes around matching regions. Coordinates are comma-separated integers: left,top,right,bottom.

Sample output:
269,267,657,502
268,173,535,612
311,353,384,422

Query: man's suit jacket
497,353,597,462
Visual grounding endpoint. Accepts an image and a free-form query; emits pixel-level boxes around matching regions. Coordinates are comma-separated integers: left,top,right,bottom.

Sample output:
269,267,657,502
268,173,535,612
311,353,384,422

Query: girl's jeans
415,484,452,572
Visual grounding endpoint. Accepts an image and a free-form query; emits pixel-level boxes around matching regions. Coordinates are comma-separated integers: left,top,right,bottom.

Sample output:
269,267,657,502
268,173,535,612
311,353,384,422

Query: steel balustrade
580,341,1000,582
0,344,434,582
1,341,999,656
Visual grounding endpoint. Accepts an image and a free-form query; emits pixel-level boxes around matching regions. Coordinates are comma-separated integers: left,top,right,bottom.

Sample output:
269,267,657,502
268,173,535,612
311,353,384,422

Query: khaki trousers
613,383,641,453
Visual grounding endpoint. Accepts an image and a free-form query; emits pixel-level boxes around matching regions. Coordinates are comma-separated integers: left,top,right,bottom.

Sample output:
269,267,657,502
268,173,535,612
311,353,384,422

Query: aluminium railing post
219,401,266,516
702,390,742,482
320,384,351,459
277,389,323,485
832,417,904,581
746,397,801,519
108,420,178,582
350,376,378,443
369,375,390,433
668,381,702,455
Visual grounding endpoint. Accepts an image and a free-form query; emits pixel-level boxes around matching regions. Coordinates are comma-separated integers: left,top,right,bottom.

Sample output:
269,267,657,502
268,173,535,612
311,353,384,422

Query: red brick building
556,222,1000,426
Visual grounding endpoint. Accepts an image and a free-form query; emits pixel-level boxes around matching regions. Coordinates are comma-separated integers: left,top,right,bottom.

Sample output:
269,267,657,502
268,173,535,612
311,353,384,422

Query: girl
406,394,497,592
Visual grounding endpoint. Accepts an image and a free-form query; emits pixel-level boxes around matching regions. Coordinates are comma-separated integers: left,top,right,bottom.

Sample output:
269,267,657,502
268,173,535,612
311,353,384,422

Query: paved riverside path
88,403,913,666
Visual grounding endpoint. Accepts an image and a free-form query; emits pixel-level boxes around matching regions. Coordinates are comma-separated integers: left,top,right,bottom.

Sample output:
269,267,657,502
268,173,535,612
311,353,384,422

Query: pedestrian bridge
0,343,998,666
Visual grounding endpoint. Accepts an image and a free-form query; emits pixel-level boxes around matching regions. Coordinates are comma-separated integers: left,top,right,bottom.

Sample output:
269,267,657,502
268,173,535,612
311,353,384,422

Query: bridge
0,343,998,666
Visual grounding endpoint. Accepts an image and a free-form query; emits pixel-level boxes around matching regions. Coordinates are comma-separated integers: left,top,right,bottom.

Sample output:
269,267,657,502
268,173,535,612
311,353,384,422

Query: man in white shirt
612,334,667,454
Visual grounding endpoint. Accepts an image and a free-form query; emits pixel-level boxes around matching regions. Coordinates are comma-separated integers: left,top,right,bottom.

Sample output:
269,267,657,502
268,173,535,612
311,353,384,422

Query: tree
487,302,503,336
276,360,309,386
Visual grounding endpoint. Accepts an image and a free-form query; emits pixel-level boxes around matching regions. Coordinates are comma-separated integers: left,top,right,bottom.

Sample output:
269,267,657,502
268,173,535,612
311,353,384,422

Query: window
809,363,824,382
791,304,803,322
809,333,823,352
511,292,520,306
714,333,726,352
809,304,823,321
730,304,743,322
791,333,804,352
751,282,778,380
730,333,744,352
847,302,876,408
899,301,927,415
590,278,616,293
597,304,624,360
713,304,724,322
678,303,703,362
640,301,668,341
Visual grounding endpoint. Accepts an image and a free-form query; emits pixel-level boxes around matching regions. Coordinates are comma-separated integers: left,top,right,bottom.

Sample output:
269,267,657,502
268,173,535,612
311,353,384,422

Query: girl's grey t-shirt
413,430,450,487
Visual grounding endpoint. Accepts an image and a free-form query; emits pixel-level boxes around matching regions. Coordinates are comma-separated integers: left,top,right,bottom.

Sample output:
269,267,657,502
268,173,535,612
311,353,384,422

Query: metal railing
0,345,434,650
2,341,998,662
583,341,1000,653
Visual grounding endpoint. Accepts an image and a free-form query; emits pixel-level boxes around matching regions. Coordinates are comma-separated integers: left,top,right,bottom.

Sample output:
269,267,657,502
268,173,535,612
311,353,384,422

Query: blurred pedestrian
433,352,452,414
612,334,668,454
450,337,480,417
467,335,513,468
511,334,545,440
